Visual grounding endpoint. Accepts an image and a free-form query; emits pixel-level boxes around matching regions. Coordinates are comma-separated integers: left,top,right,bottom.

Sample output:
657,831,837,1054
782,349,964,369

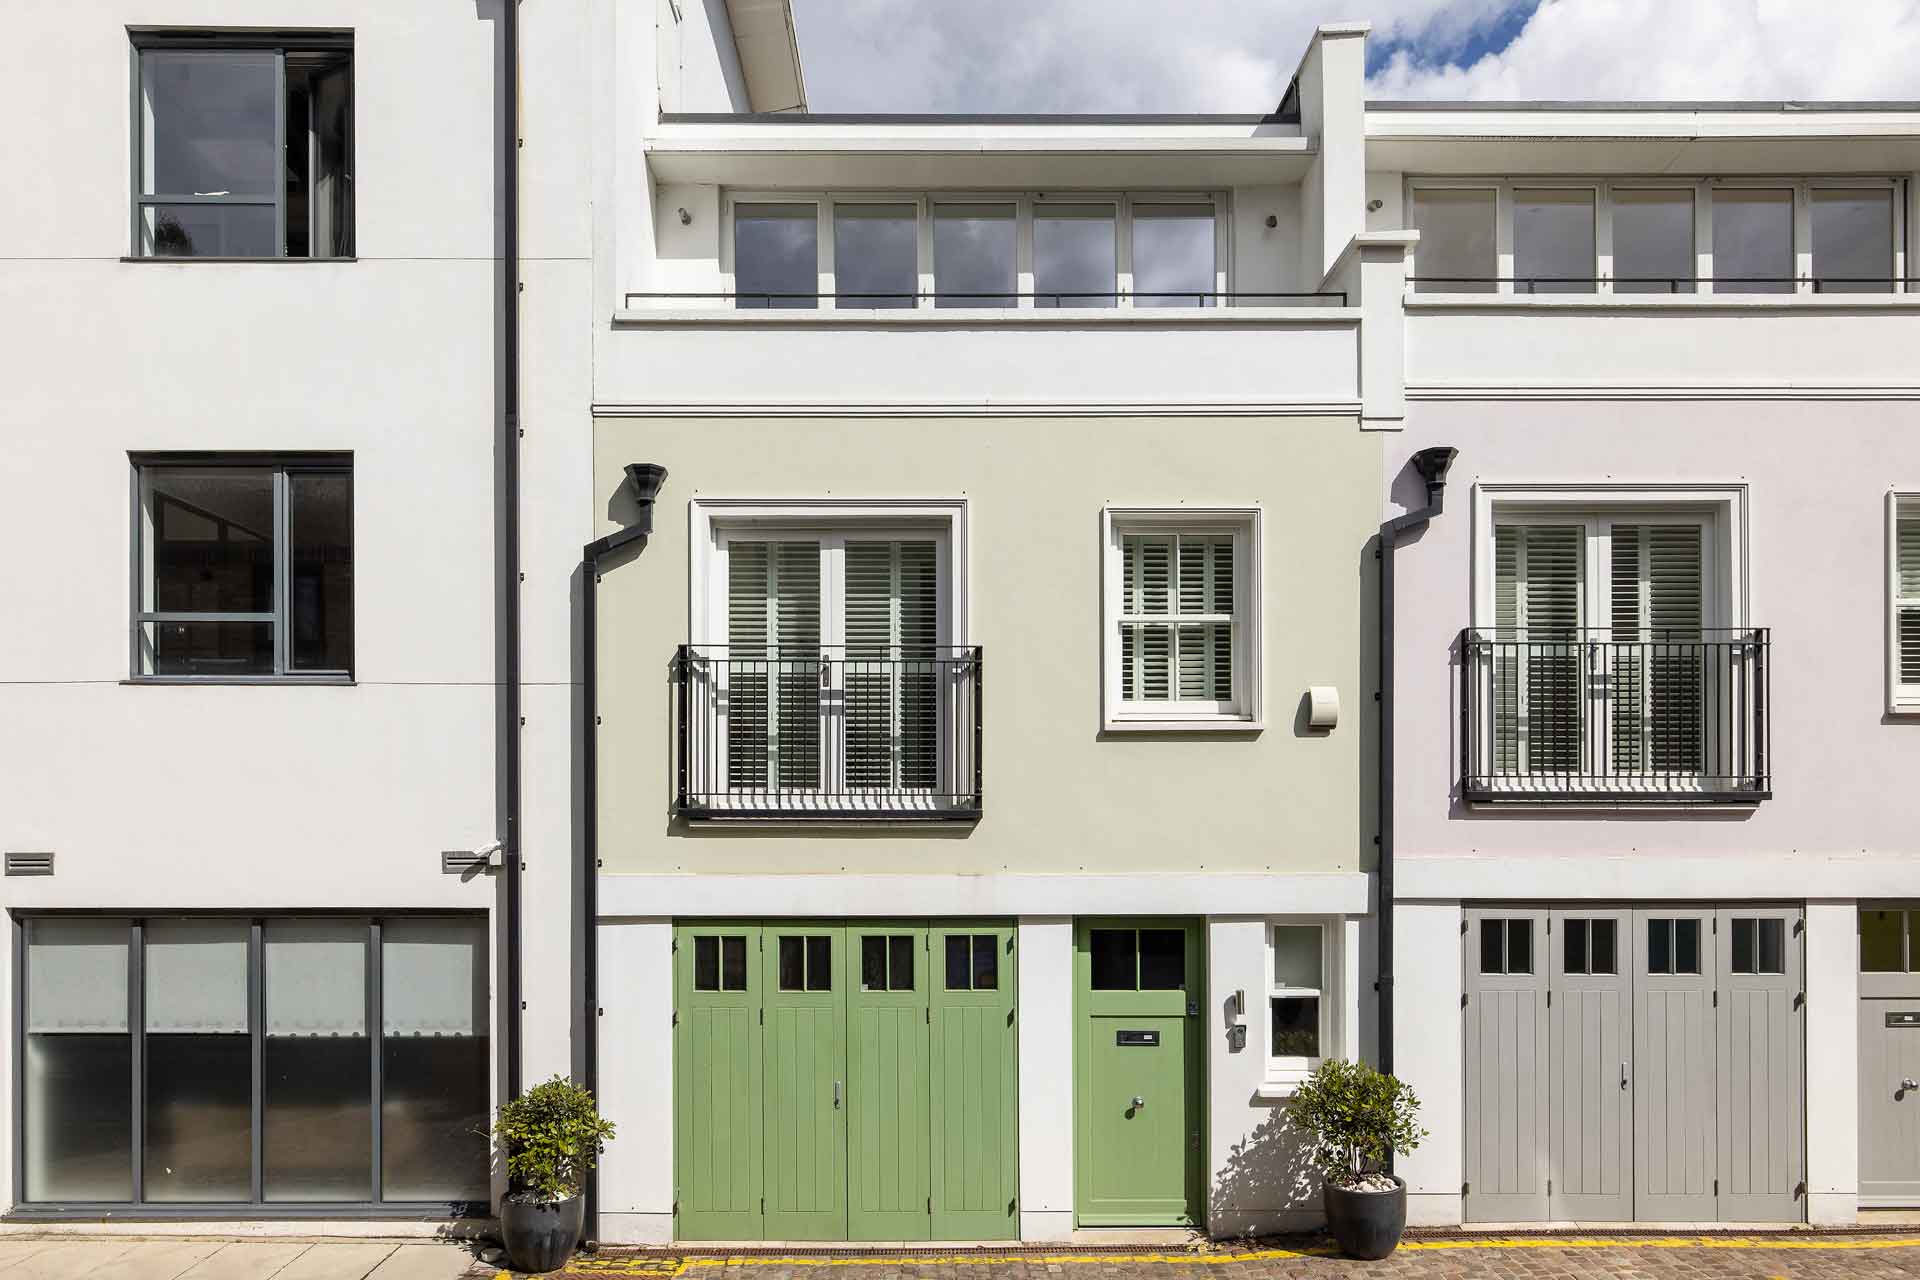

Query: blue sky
789,0,1920,112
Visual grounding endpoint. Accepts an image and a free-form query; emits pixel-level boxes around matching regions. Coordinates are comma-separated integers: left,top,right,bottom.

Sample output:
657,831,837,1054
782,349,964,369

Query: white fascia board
1397,853,1916,901
1366,109,1920,139
597,873,1370,918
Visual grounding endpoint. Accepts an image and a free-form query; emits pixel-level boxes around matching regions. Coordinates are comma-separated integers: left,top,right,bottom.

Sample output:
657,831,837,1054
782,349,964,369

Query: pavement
13,1233,1920,1279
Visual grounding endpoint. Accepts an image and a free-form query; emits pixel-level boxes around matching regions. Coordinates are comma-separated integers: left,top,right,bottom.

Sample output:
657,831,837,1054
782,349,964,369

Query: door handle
1902,1077,1917,1093
1132,1095,1145,1109
834,1080,841,1109
1620,1062,1629,1090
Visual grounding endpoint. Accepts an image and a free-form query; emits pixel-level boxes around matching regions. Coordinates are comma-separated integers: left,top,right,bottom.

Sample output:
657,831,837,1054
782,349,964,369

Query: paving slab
85,1240,229,1280
173,1241,314,1280
268,1241,404,1280
363,1242,490,1280
0,1238,61,1268
10,1239,143,1279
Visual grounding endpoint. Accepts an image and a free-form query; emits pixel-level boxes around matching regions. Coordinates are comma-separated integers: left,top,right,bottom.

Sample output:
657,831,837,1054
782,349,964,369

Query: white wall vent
442,850,490,875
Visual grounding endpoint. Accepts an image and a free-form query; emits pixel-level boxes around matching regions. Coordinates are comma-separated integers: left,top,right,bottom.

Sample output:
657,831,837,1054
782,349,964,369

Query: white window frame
1264,918,1339,1086
1406,176,1907,296
689,498,969,809
1890,491,1920,715
722,190,1229,310
1100,506,1262,732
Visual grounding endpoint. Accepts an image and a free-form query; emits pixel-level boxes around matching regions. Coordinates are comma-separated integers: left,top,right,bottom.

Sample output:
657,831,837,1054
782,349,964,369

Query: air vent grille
5,852,54,877
442,850,490,875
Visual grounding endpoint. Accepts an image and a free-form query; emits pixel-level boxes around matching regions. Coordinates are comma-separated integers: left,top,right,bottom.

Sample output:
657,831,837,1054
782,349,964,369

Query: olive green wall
592,415,1380,876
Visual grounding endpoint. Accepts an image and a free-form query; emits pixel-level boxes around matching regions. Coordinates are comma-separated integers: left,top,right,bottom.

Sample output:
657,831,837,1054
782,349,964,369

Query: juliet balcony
1459,628,1771,805
673,645,984,821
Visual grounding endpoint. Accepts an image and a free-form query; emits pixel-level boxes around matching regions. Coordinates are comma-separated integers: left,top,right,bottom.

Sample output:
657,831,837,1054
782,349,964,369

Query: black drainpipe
1376,445,1457,1081
579,464,668,1247
501,0,523,1104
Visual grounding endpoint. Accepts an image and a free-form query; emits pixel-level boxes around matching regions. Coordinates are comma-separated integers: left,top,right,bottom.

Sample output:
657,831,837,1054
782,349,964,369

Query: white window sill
1889,697,1920,717
1254,1076,1310,1101
1102,716,1263,735
612,305,1358,327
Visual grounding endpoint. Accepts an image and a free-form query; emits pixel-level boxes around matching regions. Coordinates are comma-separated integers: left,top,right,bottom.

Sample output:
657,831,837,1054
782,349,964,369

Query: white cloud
1371,0,1920,99
791,0,1920,111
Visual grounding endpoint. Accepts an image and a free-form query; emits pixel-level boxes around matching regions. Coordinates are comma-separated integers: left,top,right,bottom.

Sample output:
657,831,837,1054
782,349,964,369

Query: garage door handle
1620,1062,1629,1089
1902,1077,1917,1092
834,1080,841,1109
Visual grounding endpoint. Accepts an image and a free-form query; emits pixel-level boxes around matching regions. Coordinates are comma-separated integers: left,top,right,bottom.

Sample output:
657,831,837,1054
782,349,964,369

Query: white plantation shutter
845,540,939,791
726,540,821,791
1492,525,1583,774
1610,525,1705,773
1899,503,1920,692
1121,532,1233,704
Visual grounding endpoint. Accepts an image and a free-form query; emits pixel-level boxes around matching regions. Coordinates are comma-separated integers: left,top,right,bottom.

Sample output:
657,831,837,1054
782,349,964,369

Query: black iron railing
622,289,1348,308
674,645,983,820
1460,628,1770,804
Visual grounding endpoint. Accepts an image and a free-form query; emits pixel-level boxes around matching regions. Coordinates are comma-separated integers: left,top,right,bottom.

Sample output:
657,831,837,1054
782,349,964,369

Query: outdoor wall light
677,206,692,225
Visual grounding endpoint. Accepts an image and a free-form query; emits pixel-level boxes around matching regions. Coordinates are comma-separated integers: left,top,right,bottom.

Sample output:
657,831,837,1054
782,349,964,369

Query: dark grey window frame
129,452,354,684
9,911,490,1222
128,30,355,261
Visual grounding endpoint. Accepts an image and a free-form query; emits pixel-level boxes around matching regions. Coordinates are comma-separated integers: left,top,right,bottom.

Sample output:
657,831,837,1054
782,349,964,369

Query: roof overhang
724,0,807,114
1367,105,1920,174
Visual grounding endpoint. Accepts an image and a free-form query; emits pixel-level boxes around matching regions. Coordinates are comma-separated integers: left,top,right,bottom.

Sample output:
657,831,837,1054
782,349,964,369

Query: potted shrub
1286,1059,1425,1260
493,1075,617,1273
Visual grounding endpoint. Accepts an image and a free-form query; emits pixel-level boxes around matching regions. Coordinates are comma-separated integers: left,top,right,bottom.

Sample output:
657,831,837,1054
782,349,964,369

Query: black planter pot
501,1192,585,1273
1323,1175,1407,1260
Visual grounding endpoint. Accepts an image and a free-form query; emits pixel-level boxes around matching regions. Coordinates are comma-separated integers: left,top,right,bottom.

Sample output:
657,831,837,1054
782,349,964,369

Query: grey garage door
1464,904,1804,1224
1860,906,1920,1205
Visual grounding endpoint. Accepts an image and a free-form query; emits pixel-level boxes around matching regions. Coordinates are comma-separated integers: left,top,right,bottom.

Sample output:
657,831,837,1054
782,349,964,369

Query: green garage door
674,921,1017,1242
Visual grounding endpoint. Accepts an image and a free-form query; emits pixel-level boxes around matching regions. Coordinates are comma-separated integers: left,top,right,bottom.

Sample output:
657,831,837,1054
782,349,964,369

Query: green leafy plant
493,1075,617,1203
1286,1059,1425,1188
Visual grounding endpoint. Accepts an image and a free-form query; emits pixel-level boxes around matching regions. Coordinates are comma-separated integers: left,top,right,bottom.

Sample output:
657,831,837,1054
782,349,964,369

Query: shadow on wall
1210,1105,1322,1238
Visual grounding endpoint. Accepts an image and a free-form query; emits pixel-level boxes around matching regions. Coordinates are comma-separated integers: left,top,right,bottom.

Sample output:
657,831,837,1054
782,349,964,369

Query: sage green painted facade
672,921,1018,1242
591,414,1379,880
1074,919,1206,1228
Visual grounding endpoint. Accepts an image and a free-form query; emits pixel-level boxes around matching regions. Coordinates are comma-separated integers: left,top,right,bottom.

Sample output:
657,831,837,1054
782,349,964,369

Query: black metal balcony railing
674,645,983,820
623,289,1349,308
1460,628,1770,804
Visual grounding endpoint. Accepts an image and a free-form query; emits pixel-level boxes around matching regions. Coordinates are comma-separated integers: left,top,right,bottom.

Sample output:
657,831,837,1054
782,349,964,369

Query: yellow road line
514,1232,1920,1276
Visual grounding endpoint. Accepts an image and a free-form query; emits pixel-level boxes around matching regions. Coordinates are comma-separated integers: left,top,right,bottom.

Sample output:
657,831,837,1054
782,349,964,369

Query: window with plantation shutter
1893,496,1920,712
1492,524,1583,774
1104,509,1260,728
726,540,822,791
1609,524,1705,773
845,540,939,791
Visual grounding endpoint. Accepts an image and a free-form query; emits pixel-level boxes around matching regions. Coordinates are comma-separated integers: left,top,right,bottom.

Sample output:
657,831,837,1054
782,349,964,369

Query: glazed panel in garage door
673,924,764,1240
930,924,1018,1239
1549,909,1631,1221
1632,908,1717,1221
1860,906,1920,1205
1463,909,1549,1222
1716,907,1804,1222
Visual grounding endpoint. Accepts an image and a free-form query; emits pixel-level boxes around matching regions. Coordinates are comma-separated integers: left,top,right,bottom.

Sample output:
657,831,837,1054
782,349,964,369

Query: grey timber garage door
1463,904,1804,1224
1860,905,1920,1206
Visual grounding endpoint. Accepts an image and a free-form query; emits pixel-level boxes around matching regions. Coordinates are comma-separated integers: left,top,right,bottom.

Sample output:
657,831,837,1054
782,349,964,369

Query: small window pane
1513,189,1595,293
778,936,804,990
889,936,915,991
1271,996,1319,1057
971,935,998,990
946,935,970,990
1758,918,1786,975
1272,926,1322,989
805,936,832,991
1675,919,1701,975
1034,205,1116,307
721,936,748,990
1507,919,1533,975
1564,918,1591,975
933,204,1015,307
141,204,279,258
1613,189,1695,294
1813,188,1893,293
733,204,817,309
140,620,275,677
1090,929,1136,990
140,51,280,197
1731,917,1757,973
860,936,887,992
289,472,353,673
1862,910,1904,972
1132,205,1215,308
694,936,720,990
1648,919,1674,975
145,467,275,616
1139,929,1185,990
833,204,917,308
1412,189,1496,293
1713,189,1794,293
1591,919,1617,975
1479,919,1505,974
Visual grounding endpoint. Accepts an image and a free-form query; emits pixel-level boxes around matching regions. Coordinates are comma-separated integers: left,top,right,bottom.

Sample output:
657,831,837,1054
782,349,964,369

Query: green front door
763,922,847,1239
1074,919,1204,1228
673,923,764,1240
847,922,931,1239
930,923,1019,1239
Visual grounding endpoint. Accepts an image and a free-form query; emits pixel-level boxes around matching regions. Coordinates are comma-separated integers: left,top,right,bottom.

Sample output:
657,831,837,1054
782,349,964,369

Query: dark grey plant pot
501,1192,584,1273
1323,1175,1407,1260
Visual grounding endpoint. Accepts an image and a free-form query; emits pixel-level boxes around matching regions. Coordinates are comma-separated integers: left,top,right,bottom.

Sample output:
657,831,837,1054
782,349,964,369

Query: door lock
1131,1095,1146,1110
